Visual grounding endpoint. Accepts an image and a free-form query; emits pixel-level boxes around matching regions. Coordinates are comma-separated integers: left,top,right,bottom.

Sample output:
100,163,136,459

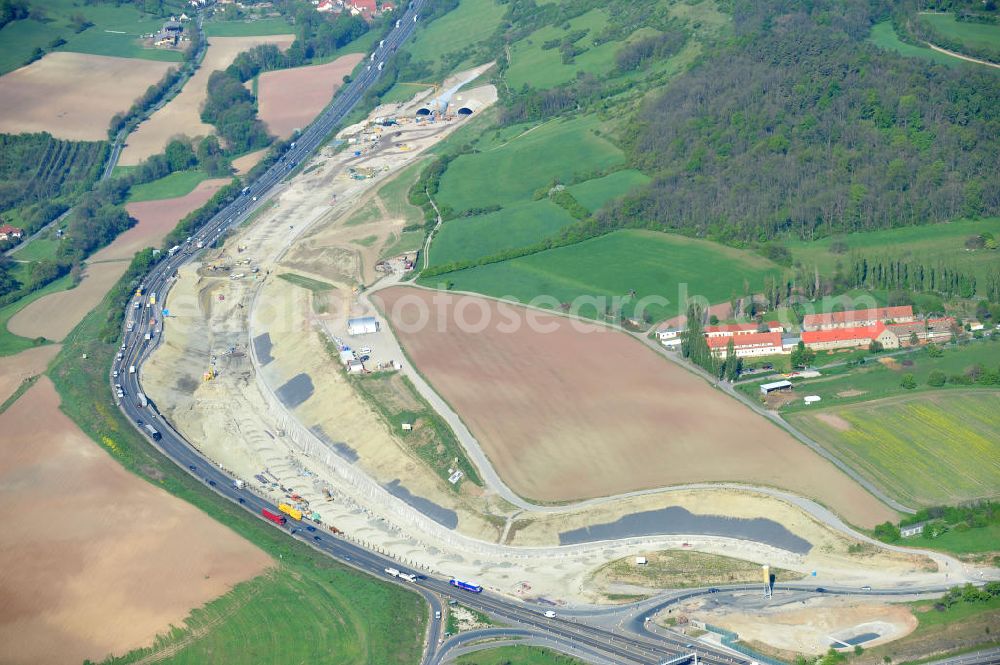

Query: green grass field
49,283,427,665
506,8,623,89
277,273,335,292
381,229,424,259
868,21,967,67
127,170,212,203
428,199,575,267
787,217,1000,286
9,235,61,263
788,390,1000,507
423,229,782,322
376,158,427,228
454,646,585,665
0,274,73,356
919,13,1000,57
780,339,1000,411
566,169,650,212
436,115,624,211
405,0,504,74
203,17,295,37
0,0,184,74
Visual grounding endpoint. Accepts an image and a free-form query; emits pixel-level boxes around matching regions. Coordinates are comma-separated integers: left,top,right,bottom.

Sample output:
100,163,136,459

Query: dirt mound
815,412,852,431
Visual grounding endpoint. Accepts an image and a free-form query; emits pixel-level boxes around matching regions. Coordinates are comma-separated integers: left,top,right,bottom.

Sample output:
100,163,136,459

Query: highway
107,6,994,665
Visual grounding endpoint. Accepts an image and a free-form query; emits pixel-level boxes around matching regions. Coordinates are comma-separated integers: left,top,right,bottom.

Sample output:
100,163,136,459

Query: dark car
188,465,196,471
238,498,245,504
815,587,827,593
208,480,216,487
314,535,321,541
708,587,720,593
306,525,316,532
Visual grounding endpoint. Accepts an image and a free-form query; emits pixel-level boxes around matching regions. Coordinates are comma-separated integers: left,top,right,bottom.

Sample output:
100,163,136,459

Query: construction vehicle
203,367,216,381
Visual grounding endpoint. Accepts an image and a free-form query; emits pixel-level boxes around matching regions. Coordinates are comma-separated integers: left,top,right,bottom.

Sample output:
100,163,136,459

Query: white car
360,347,372,354
113,370,119,378
544,610,556,618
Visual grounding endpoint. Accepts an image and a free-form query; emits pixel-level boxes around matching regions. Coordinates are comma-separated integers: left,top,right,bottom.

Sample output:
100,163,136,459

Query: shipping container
278,503,302,521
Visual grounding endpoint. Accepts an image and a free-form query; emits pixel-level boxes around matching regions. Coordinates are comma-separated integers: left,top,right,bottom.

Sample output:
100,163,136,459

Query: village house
656,327,683,349
801,305,914,331
886,317,956,346
801,322,900,351
706,331,785,358
0,224,24,242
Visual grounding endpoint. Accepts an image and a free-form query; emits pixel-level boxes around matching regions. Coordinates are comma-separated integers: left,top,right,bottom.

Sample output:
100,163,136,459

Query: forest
599,0,999,244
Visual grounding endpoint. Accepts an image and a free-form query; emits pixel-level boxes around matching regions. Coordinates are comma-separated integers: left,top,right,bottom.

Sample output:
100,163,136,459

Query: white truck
129,365,136,374
233,479,246,490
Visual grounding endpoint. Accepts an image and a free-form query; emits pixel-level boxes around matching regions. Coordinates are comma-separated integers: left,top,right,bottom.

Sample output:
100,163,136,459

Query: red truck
262,508,286,525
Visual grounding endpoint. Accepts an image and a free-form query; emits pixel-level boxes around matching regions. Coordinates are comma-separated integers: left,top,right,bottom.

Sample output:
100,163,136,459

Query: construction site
139,63,973,627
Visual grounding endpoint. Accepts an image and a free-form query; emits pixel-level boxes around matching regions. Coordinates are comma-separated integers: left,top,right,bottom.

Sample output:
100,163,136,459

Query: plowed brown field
0,52,173,140
119,34,294,165
375,287,895,527
0,377,271,665
256,53,365,138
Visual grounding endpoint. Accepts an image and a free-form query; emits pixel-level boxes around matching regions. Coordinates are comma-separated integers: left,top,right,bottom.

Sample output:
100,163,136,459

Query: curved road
109,7,991,665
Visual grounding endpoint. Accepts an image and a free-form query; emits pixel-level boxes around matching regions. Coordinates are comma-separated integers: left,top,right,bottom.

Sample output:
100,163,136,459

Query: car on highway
306,525,316,532
708,587,720,593
434,611,441,620
861,585,872,591
314,535,321,541
208,480,216,487
815,587,827,593
543,610,556,618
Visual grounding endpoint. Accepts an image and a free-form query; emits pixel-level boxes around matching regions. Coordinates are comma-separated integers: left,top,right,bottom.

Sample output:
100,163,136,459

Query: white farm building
347,316,379,335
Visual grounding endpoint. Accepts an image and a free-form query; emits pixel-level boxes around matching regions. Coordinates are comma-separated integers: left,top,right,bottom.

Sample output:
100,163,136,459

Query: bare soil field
107,178,230,260
0,344,60,405
256,54,365,139
374,287,896,527
232,147,269,175
0,377,271,665
0,52,174,140
119,34,294,165
7,261,129,341
7,178,228,342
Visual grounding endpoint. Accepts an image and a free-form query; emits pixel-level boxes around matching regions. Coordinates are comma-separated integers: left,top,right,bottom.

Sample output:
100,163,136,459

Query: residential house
0,224,24,242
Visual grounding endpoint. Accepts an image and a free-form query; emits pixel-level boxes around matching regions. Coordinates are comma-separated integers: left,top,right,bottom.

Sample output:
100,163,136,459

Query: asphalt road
108,7,995,665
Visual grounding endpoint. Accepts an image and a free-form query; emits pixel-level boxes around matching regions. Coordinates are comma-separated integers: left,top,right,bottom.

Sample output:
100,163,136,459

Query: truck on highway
379,39,385,48
278,503,302,520
262,508,286,525
129,365,136,374
143,424,161,441
233,479,245,490
385,567,401,577
148,292,156,307
135,392,148,408
168,245,180,257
